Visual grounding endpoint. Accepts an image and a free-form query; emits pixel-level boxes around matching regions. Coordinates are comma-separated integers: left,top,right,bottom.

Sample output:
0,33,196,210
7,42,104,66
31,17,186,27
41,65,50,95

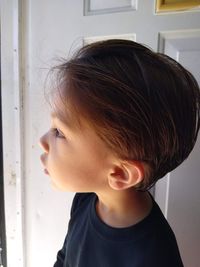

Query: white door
1,1,200,266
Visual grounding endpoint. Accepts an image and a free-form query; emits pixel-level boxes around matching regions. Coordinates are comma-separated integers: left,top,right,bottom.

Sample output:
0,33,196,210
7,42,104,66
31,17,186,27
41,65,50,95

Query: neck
95,188,152,228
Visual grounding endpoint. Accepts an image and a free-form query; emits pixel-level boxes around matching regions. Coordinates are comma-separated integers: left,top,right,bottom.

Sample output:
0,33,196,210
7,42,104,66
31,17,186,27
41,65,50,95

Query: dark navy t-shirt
53,193,184,267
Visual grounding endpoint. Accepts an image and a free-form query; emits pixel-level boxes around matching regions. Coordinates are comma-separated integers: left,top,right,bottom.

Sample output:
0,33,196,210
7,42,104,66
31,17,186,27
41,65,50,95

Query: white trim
154,175,169,218
84,33,136,44
158,29,200,54
84,0,137,16
154,173,171,218
155,28,200,218
164,173,170,218
1,0,26,266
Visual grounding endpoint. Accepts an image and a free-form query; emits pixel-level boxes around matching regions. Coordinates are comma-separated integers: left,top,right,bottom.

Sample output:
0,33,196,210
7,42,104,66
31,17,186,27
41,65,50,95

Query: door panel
84,0,137,15
155,29,200,267
1,1,200,266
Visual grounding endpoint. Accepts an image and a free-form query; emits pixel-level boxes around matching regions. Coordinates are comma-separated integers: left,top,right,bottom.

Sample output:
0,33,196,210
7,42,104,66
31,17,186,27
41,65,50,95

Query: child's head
48,39,200,191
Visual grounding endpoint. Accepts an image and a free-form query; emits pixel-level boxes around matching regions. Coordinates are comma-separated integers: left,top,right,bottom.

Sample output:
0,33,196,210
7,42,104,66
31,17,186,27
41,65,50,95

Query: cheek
48,142,82,176
46,135,110,191
51,150,98,185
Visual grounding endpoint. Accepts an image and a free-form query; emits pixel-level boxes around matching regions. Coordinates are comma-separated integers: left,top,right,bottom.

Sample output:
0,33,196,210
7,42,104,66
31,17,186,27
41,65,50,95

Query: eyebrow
51,112,59,119
51,112,72,127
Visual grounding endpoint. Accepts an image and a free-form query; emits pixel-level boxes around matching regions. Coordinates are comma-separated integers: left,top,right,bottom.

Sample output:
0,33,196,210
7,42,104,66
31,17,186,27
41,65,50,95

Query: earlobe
108,161,144,191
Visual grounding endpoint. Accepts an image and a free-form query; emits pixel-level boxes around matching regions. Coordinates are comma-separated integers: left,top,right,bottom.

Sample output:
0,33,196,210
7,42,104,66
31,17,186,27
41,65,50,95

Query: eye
51,128,65,138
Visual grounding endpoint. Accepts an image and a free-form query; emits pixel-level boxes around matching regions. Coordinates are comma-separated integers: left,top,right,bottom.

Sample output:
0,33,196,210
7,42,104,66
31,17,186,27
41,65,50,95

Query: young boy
40,39,200,267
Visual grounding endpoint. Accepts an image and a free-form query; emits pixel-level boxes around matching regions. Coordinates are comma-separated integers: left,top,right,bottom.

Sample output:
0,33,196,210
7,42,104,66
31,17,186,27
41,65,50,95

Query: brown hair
49,39,200,191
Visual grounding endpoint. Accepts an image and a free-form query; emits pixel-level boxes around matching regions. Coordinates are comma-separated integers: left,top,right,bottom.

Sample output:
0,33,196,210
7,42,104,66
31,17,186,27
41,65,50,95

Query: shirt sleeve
53,193,93,266
53,194,84,266
70,193,93,216
53,234,68,267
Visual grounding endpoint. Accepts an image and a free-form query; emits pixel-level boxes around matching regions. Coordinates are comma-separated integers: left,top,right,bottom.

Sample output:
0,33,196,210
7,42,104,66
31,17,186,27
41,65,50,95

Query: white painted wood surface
1,1,200,266
1,0,25,266
155,29,200,267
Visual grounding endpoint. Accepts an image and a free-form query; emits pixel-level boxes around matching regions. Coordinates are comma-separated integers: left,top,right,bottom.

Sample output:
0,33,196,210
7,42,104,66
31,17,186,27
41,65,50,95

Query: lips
40,154,49,175
44,168,49,175
40,154,46,164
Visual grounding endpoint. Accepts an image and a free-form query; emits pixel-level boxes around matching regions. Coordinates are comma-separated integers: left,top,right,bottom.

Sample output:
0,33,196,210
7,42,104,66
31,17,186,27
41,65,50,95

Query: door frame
1,0,26,266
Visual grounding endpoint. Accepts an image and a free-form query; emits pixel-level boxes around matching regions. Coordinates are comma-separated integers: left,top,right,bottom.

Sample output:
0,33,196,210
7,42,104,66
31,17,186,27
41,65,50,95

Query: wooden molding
156,0,200,13
84,33,136,45
84,0,137,16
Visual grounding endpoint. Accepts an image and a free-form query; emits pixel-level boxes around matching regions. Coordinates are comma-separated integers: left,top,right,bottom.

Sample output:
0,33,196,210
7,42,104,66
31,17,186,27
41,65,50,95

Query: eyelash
51,128,65,138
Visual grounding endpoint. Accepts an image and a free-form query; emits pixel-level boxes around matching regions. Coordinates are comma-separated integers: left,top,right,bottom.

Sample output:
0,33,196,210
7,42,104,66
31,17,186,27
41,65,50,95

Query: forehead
50,85,92,131
50,89,77,127
50,101,89,133
51,110,71,126
51,109,80,132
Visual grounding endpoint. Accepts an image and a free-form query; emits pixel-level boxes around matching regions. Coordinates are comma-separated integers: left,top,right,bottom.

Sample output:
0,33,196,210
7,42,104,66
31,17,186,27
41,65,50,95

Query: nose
39,133,49,153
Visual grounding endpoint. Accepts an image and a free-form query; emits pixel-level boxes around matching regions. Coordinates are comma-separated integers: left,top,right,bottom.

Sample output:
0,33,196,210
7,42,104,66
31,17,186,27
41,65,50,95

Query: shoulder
70,193,95,216
141,195,184,266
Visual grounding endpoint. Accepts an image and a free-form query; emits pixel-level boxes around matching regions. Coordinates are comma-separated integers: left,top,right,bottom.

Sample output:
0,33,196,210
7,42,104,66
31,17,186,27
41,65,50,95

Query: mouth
40,154,49,175
44,168,49,175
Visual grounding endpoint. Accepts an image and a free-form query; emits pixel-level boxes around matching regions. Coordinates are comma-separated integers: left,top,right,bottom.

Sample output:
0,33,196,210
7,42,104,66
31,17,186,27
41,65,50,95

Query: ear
108,161,144,191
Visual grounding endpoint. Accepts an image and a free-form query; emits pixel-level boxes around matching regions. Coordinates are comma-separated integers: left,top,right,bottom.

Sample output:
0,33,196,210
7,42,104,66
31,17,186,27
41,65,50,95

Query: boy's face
39,108,114,192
